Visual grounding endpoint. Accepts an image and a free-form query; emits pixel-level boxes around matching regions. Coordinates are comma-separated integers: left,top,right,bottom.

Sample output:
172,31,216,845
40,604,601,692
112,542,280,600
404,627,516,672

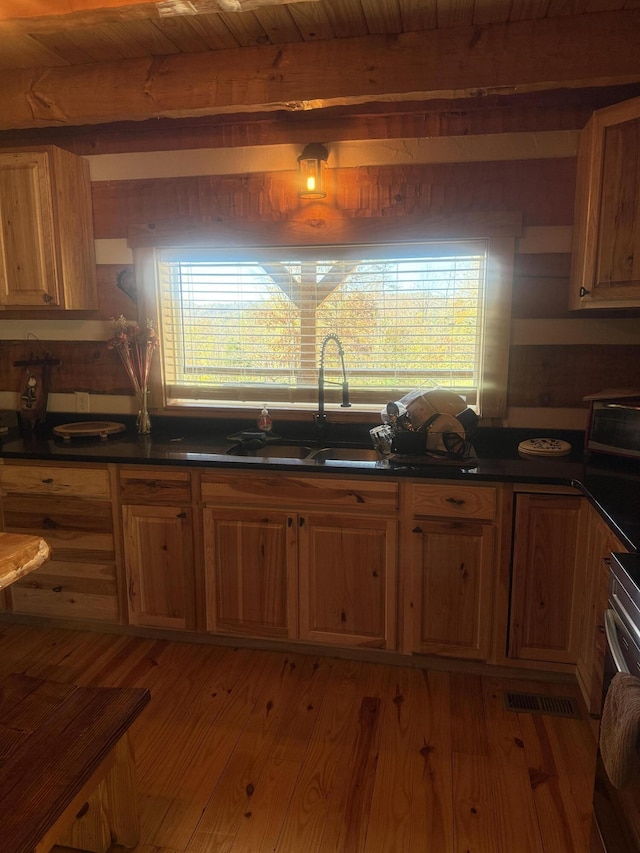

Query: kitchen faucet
314,333,351,434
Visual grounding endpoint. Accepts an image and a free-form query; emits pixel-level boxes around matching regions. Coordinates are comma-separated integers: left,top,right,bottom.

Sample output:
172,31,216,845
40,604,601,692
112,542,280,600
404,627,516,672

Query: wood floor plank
216,758,302,853
450,671,488,756
146,649,282,849
531,707,595,850
191,653,331,845
481,676,545,853
273,658,375,853
0,623,62,677
322,670,381,853
366,667,455,853
452,751,501,853
518,711,591,852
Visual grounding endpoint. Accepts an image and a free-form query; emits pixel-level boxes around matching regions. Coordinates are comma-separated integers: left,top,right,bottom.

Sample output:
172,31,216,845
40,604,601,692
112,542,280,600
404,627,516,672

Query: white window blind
156,241,487,409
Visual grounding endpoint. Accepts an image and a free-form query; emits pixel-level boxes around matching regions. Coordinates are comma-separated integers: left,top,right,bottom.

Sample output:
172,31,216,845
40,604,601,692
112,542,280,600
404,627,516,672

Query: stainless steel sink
307,447,382,463
226,443,313,459
225,442,382,462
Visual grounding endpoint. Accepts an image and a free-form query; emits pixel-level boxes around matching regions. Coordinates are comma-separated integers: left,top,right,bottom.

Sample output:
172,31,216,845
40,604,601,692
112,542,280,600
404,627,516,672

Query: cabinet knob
52,586,63,593
176,511,187,519
41,478,54,484
42,517,58,529
42,293,54,304
579,286,590,297
412,526,423,534
146,480,157,487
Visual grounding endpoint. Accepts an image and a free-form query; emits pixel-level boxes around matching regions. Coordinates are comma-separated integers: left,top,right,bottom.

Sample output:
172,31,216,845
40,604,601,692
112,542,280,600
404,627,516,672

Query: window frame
132,214,519,422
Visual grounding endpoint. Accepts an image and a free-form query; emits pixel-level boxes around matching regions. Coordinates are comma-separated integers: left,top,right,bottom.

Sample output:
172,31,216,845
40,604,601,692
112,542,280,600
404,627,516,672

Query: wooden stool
0,673,150,853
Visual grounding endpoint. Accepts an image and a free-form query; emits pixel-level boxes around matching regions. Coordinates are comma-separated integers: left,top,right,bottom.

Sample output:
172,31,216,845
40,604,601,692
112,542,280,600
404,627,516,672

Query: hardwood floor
0,623,596,853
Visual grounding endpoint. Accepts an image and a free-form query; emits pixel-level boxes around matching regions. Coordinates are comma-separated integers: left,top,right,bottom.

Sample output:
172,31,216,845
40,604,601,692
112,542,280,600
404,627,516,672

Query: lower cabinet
401,482,499,661
122,505,195,631
0,462,119,623
200,472,399,649
1,459,631,685
298,512,397,648
404,519,495,660
203,507,297,639
508,493,584,665
119,469,196,631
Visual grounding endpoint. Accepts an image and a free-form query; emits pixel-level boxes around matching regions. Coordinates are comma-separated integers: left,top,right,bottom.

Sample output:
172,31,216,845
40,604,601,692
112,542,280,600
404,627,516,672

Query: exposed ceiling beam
0,0,319,32
0,10,638,131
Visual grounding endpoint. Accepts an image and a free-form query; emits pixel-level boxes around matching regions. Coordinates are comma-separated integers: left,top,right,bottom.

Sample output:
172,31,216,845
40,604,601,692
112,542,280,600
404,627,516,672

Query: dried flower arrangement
106,315,159,433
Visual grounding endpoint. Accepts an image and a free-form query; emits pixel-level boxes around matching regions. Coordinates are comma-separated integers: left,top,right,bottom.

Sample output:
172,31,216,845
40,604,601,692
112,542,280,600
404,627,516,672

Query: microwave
586,398,640,459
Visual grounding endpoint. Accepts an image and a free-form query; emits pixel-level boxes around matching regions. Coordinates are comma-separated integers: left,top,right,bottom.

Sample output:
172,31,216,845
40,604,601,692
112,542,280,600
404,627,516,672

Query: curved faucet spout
315,334,351,432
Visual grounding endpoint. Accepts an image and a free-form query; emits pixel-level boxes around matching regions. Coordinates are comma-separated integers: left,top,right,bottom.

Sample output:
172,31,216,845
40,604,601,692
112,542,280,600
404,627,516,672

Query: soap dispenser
257,405,273,433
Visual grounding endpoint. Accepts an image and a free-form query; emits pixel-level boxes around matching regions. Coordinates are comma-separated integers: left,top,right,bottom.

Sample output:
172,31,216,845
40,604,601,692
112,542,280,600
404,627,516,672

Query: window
139,233,514,419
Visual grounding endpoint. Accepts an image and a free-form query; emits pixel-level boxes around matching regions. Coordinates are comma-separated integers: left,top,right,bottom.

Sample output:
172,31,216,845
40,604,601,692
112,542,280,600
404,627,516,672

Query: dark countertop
1,419,639,553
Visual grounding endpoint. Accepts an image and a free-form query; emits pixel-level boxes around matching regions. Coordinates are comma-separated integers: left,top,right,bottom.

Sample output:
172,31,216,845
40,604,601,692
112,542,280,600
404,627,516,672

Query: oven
591,553,640,852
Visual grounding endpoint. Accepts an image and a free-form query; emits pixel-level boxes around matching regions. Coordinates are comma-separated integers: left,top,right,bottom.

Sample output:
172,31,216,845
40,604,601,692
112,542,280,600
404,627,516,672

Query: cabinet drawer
11,560,119,622
201,473,398,512
0,464,110,499
3,495,114,561
119,469,192,503
409,483,497,520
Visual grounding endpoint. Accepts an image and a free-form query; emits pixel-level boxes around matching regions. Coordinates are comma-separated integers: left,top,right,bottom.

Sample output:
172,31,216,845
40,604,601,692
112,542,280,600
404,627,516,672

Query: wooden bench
0,673,150,853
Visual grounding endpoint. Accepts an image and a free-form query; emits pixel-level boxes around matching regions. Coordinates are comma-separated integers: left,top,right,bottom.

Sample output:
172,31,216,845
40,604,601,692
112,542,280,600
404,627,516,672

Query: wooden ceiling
0,0,639,130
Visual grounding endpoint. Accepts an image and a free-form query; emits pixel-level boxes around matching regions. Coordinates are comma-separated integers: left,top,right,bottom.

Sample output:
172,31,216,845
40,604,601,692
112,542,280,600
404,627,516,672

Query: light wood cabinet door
0,147,97,310
509,494,584,664
122,504,195,631
298,513,397,649
404,519,495,660
569,96,640,309
203,507,297,639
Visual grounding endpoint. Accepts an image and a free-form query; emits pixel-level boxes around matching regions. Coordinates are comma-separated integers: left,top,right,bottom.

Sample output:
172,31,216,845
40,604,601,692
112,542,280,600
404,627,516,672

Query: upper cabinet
0,146,97,310
569,97,640,310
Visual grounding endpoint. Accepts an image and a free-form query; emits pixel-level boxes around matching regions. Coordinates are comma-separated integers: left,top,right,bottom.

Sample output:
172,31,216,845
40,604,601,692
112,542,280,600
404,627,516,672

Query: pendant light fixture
297,143,328,199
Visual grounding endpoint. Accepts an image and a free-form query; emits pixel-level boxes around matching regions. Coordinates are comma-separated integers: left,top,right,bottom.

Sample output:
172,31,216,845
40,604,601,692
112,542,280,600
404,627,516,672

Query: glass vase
136,389,151,435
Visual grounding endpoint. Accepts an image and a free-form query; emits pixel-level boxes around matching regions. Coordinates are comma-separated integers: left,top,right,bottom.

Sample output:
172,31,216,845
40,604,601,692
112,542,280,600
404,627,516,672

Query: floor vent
503,691,580,718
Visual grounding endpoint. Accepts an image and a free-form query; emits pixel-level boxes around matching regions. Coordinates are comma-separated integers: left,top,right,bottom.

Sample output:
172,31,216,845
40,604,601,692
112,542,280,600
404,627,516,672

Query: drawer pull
42,478,54,484
52,586,63,593
42,517,58,529
445,497,465,506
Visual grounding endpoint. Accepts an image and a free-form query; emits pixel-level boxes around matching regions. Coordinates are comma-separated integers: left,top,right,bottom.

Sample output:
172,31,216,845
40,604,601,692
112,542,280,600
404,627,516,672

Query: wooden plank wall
1,88,639,428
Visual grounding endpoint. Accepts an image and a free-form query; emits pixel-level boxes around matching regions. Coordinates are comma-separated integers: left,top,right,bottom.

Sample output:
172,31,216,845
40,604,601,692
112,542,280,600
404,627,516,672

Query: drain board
503,691,580,718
